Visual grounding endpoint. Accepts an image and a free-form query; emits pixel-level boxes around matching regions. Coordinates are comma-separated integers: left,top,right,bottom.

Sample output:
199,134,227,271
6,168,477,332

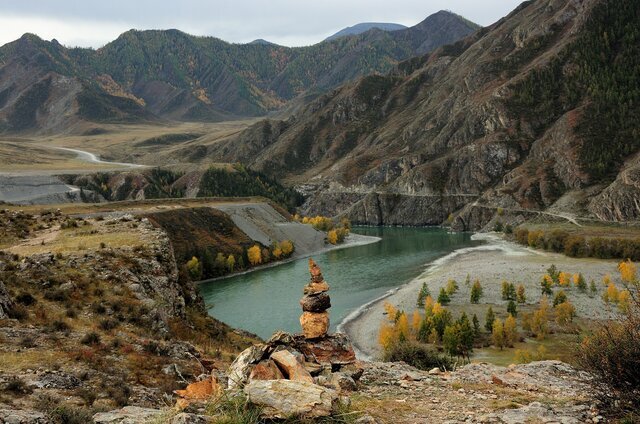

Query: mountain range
206,0,640,227
0,10,478,132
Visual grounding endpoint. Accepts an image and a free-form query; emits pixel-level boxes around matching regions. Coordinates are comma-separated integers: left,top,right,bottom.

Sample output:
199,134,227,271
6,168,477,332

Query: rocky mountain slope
324,22,408,41
207,0,640,228
0,11,478,132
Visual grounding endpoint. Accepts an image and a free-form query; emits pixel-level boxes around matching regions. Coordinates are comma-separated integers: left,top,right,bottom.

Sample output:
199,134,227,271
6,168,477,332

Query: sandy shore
341,233,621,360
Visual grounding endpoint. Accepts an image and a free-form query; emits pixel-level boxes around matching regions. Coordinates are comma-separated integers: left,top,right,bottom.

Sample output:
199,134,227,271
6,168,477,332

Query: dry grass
3,196,272,216
0,350,68,372
8,224,146,256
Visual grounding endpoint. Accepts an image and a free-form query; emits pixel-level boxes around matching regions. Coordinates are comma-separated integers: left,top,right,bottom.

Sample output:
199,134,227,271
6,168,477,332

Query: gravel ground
343,233,621,360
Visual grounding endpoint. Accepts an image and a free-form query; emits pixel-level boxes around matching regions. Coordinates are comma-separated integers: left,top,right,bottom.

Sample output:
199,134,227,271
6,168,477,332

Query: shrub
564,235,587,257
47,320,70,333
80,332,101,346
470,280,483,303
382,340,453,371
515,228,529,245
99,318,119,331
553,290,568,306
485,307,495,332
8,304,28,320
15,292,36,306
4,377,32,394
555,301,576,325
44,288,68,302
578,313,640,412
417,282,430,307
49,405,94,424
445,279,458,295
437,287,450,305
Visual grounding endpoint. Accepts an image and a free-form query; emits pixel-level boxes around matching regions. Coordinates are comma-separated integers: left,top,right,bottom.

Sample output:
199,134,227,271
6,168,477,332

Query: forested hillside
207,0,640,227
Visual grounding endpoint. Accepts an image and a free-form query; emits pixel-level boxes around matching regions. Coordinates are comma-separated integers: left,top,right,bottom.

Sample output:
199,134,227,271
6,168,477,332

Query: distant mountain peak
325,22,407,42
248,39,278,46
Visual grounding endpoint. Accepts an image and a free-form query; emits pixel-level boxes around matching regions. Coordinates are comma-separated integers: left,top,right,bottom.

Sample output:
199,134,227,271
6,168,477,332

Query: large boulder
244,379,338,419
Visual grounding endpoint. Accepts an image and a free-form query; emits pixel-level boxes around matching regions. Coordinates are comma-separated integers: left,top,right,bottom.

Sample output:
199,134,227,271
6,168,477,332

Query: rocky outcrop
588,152,640,221
0,281,12,319
0,409,48,424
359,360,599,423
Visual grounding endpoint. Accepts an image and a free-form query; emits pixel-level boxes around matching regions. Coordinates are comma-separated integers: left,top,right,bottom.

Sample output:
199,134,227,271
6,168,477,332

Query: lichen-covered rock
93,406,163,423
244,379,338,419
227,345,268,389
0,409,49,424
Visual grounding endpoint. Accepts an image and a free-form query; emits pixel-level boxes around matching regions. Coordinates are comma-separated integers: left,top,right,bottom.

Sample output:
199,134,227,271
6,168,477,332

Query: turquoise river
199,227,481,339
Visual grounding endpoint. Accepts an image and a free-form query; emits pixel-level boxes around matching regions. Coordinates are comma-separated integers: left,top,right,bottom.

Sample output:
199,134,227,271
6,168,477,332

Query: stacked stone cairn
300,258,331,338
226,258,363,419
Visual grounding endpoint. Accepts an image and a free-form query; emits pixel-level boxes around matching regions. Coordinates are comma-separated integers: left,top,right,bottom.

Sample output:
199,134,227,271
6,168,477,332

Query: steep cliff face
209,0,640,227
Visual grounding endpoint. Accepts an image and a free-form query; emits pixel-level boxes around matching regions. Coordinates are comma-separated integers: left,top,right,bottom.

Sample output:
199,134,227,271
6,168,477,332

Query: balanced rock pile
300,258,331,338
227,258,363,419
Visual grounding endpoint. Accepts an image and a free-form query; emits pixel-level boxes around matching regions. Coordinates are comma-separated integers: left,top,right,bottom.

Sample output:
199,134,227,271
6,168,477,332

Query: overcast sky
0,0,523,48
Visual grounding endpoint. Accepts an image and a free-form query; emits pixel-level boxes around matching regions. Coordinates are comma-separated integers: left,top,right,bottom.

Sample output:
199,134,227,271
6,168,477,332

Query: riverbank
198,232,381,284
340,233,621,360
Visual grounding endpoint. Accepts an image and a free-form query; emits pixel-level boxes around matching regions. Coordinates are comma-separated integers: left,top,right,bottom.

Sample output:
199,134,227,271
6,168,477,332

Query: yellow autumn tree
504,314,518,347
492,318,506,350
226,254,236,272
603,282,619,304
327,230,338,245
412,310,421,334
618,290,631,313
618,259,637,284
280,240,294,256
603,274,613,286
272,246,283,259
186,256,201,280
558,272,570,286
424,296,435,316
555,301,576,325
531,296,549,339
378,321,395,350
247,245,262,266
383,302,397,321
396,313,410,341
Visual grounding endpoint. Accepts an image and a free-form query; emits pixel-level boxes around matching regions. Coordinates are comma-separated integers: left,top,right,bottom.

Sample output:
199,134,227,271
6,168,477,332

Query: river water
199,227,481,339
